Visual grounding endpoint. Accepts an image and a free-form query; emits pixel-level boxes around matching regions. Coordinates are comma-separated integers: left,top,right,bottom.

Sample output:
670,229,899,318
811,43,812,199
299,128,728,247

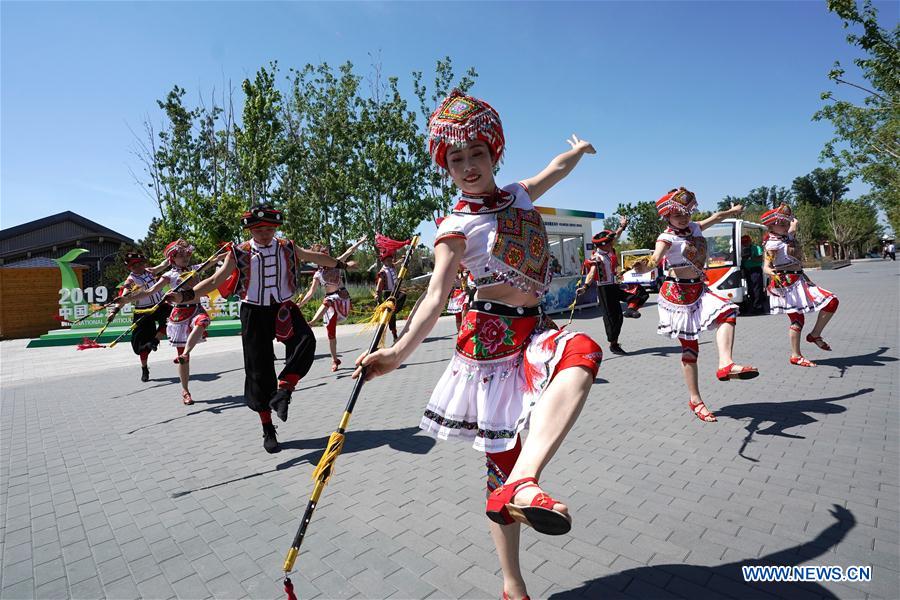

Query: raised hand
566,134,596,155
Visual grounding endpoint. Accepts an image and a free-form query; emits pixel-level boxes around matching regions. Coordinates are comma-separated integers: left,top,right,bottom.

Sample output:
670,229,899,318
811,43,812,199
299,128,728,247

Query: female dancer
445,267,471,332
373,234,411,343
632,189,758,422
354,90,603,600
120,251,170,381
118,239,212,404
761,204,839,366
299,237,364,371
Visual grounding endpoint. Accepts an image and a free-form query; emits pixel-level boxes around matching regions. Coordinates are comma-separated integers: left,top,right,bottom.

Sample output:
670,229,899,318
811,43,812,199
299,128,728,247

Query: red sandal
806,334,832,351
790,356,816,367
716,363,759,382
688,397,717,422
181,390,194,405
486,477,571,535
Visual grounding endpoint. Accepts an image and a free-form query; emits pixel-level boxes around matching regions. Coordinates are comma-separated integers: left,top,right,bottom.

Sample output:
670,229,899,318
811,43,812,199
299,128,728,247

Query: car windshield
703,223,736,267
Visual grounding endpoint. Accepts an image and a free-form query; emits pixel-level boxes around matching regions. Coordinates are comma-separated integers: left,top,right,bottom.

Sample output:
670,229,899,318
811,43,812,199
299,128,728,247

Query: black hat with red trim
241,204,283,229
124,251,147,265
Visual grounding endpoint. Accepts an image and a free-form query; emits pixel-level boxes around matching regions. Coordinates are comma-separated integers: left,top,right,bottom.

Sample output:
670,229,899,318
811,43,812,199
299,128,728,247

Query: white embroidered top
656,222,708,277
241,240,295,306
764,235,802,271
434,183,551,297
125,271,162,307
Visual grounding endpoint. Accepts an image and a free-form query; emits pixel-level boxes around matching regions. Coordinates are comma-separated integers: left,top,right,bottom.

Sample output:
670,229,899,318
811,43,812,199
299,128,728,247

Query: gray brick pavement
1,260,898,599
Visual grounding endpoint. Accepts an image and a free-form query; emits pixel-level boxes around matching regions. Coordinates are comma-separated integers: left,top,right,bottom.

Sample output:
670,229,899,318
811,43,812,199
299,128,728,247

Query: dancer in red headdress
166,206,347,453
632,189,758,423
354,90,603,600
761,204,839,367
373,234,411,343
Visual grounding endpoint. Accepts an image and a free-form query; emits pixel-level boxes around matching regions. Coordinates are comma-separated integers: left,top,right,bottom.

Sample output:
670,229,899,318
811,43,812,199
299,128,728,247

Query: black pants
742,267,766,314
240,303,316,413
130,304,170,355
597,285,624,343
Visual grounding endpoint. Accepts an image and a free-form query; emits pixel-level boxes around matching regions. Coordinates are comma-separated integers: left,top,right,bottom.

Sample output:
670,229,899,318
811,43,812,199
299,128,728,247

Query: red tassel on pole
76,337,105,350
283,577,298,600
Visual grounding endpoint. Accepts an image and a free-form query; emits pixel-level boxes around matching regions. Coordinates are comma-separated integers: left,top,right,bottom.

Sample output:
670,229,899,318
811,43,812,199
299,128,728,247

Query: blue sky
2,1,895,243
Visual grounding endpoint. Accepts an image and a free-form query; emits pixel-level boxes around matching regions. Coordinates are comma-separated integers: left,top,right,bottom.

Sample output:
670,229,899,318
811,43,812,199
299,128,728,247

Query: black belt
174,303,196,309
665,276,703,284
469,300,541,317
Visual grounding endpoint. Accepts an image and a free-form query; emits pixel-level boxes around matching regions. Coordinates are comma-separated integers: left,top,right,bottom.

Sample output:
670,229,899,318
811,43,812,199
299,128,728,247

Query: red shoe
486,477,571,535
790,356,816,367
716,363,759,381
806,334,832,351
688,397,717,422
182,390,194,405
502,593,531,600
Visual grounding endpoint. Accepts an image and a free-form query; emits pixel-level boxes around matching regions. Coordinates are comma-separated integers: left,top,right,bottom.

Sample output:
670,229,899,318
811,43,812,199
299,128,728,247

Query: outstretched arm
520,134,596,202
166,252,236,303
337,236,367,262
147,259,169,276
632,240,669,274
698,204,743,230
295,246,355,269
297,277,319,308
577,265,598,293
117,277,166,305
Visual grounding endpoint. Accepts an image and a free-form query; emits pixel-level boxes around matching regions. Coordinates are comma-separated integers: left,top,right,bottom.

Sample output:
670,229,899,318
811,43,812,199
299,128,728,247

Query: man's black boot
269,388,292,422
262,423,280,453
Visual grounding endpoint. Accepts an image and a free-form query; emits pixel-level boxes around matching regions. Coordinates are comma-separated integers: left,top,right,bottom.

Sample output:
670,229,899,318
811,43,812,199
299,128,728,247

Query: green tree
791,167,850,207
814,0,900,234
717,186,791,211
615,201,664,249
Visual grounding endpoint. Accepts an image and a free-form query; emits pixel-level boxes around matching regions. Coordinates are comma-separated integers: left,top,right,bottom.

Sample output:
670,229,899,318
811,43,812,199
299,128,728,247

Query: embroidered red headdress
656,187,698,219
241,204,283,229
761,204,793,226
375,233,410,260
164,239,194,264
428,89,505,170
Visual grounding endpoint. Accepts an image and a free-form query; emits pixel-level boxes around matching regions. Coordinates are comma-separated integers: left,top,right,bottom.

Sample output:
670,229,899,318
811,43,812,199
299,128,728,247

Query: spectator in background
740,234,765,315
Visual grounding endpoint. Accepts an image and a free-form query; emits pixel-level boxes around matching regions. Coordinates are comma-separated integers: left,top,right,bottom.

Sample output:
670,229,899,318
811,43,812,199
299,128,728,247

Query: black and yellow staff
107,247,228,349
75,284,140,350
281,235,419,600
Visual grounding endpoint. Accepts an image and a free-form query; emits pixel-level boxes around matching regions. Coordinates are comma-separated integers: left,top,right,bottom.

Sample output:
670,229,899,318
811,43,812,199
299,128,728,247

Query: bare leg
505,366,593,511
789,325,802,358
178,355,190,393
182,323,206,360
310,303,327,325
329,338,338,363
715,322,735,368
489,518,528,599
809,310,835,338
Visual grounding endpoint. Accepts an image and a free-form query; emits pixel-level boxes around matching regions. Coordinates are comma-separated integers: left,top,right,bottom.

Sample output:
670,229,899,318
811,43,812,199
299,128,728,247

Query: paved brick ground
1,259,898,600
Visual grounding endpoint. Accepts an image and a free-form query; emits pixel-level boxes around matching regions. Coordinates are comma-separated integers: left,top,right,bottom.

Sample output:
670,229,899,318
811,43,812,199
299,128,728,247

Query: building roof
0,257,89,269
0,211,134,258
